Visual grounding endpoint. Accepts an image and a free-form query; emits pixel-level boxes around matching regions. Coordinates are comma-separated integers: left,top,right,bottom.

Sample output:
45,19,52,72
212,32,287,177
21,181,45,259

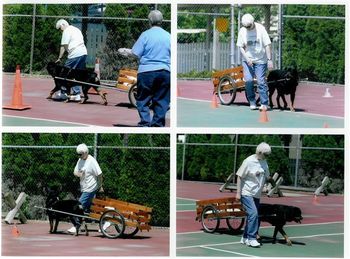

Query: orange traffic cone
259,109,269,123
11,224,20,237
3,65,32,110
89,58,100,95
323,122,329,128
211,94,218,108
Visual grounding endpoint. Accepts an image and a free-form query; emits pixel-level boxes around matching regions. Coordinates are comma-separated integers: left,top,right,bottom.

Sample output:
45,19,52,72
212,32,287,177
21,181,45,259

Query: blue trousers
136,70,170,127
242,61,269,106
71,190,97,227
241,195,260,240
64,55,87,95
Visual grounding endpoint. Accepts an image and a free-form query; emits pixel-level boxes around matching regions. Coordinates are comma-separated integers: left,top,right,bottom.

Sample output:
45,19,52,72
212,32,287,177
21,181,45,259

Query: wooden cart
212,66,247,105
195,197,246,233
89,197,152,239
115,68,138,108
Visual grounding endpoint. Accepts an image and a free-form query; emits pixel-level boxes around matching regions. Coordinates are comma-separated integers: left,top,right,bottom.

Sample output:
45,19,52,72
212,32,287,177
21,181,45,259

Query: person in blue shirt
118,10,170,127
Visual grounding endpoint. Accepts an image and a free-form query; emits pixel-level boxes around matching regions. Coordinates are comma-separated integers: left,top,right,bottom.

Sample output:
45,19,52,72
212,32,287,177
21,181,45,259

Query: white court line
177,221,343,235
177,232,343,252
3,115,92,127
178,97,344,120
200,246,254,257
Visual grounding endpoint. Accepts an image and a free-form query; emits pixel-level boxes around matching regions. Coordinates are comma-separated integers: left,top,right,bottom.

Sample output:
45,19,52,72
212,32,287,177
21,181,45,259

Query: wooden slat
104,198,152,213
196,197,239,206
118,76,136,84
212,66,243,78
119,69,137,77
139,225,151,231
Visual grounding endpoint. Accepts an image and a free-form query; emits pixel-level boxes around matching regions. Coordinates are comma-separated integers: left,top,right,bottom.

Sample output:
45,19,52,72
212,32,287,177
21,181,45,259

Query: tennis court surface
2,221,169,256
2,73,170,127
177,80,344,128
177,180,344,257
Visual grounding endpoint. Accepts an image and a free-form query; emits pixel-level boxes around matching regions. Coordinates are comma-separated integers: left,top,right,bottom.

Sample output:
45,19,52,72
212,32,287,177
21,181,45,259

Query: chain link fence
177,4,345,84
177,134,344,193
3,3,171,80
2,133,170,227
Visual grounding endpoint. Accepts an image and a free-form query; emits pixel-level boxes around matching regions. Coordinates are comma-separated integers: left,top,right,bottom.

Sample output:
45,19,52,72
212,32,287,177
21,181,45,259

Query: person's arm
117,48,138,59
235,175,242,201
239,47,253,67
56,45,68,63
265,44,273,70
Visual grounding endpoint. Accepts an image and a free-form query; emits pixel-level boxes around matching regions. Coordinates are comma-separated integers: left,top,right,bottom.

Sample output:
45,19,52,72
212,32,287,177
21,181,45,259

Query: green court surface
177,222,343,257
177,198,344,257
177,99,344,128
2,115,89,127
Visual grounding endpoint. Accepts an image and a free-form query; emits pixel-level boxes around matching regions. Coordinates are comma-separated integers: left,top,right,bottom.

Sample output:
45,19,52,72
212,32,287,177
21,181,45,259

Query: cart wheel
99,210,125,239
201,205,220,233
226,217,245,233
122,225,139,238
128,83,137,108
218,75,237,105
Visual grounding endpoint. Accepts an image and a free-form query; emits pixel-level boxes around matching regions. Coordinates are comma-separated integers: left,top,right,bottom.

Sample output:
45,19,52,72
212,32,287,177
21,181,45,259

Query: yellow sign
216,18,229,33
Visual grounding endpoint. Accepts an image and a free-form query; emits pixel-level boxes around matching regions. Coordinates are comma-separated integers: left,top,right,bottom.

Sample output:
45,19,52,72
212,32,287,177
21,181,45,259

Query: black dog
267,67,299,111
46,62,107,105
258,203,303,246
46,187,88,236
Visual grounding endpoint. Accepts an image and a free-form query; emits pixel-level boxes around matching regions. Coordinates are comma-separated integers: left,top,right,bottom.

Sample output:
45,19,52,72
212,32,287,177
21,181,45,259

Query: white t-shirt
236,154,270,198
236,23,271,64
61,25,87,59
74,154,102,193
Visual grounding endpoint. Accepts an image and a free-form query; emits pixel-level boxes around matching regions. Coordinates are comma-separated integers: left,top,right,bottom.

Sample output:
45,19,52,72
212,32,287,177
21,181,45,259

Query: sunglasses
243,23,254,30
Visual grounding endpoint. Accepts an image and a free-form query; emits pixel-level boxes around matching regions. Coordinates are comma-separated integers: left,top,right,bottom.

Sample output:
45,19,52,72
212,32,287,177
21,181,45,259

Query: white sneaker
250,104,257,110
240,236,248,245
247,239,261,247
67,226,76,234
259,105,269,111
70,94,81,101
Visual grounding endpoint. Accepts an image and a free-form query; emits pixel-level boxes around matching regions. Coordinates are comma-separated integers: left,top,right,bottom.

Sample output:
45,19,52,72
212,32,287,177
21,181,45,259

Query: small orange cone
323,122,329,128
259,109,269,123
89,58,100,95
11,224,20,237
211,94,218,108
3,65,32,110
312,195,319,205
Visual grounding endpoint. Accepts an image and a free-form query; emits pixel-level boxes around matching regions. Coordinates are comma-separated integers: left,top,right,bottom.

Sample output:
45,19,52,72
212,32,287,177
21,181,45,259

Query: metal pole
230,5,235,67
294,134,301,187
29,4,36,75
278,4,283,69
181,134,187,180
93,133,98,159
233,134,239,183
237,5,242,64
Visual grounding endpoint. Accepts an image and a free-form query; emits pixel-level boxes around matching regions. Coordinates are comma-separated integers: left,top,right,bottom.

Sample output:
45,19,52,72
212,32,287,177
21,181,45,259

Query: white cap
56,19,69,29
76,143,89,154
148,10,163,26
241,13,254,27
256,142,271,155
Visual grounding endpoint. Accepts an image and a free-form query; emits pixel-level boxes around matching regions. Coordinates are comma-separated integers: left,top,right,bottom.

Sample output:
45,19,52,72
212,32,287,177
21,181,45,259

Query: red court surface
177,180,344,233
2,73,170,127
2,220,169,256
177,79,344,117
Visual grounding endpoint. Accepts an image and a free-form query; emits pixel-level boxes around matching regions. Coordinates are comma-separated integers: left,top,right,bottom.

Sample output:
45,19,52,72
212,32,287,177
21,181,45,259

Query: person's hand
55,58,61,63
247,58,253,67
118,48,129,57
98,186,104,193
74,171,83,177
267,60,274,70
